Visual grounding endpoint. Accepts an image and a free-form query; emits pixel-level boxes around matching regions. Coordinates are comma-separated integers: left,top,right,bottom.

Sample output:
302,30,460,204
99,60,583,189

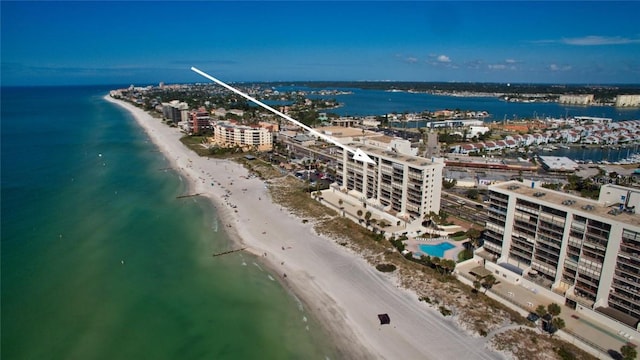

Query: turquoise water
418,242,456,258
1,86,336,359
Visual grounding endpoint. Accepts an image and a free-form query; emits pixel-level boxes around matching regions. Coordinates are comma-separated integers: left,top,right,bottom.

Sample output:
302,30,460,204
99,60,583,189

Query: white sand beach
106,96,504,360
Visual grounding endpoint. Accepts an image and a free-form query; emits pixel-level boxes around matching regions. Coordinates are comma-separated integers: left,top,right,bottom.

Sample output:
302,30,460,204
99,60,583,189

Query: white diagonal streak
190,67,375,164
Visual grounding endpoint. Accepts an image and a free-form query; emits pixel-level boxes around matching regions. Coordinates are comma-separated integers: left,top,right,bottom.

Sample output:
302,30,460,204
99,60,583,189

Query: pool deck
405,236,466,260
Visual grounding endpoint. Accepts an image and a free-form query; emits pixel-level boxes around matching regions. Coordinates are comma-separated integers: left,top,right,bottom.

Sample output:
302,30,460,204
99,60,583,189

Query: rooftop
344,143,441,168
492,180,640,227
538,156,580,171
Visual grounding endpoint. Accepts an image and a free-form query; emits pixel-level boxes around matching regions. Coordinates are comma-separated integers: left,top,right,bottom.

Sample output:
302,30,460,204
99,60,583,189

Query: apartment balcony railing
620,241,640,254
564,260,578,272
509,248,533,261
608,296,640,316
609,289,640,304
616,264,640,279
483,241,503,254
574,283,598,299
511,239,534,252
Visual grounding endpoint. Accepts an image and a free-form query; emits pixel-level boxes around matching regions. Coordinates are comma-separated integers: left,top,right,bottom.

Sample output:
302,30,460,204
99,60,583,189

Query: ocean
0,86,336,359
3,84,638,359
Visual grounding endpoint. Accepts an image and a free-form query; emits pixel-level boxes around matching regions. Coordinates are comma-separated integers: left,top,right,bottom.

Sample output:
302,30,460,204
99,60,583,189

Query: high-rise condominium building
335,144,444,223
480,180,640,330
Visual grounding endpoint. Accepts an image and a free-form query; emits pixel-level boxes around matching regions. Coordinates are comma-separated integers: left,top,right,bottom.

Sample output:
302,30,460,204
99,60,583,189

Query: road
441,190,488,226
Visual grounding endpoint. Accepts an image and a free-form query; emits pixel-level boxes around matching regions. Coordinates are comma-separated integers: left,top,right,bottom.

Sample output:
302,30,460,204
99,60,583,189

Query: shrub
439,306,452,316
375,263,397,272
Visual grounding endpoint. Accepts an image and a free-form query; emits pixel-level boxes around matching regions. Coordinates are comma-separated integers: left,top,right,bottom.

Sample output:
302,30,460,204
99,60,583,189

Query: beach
105,95,504,359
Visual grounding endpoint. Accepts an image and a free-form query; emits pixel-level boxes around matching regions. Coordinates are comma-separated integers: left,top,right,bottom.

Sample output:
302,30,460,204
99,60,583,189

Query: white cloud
406,57,418,64
549,64,572,72
534,35,640,46
437,55,451,63
487,59,519,71
562,35,640,46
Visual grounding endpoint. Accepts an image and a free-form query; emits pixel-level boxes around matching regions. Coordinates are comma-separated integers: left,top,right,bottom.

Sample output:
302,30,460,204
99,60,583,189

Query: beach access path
105,96,504,360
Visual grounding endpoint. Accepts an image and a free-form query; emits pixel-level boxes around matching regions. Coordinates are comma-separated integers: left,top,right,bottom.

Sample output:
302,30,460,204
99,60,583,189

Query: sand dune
106,95,504,360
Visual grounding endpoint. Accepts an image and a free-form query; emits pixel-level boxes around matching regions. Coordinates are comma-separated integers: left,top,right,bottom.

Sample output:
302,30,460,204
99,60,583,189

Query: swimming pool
418,242,456,258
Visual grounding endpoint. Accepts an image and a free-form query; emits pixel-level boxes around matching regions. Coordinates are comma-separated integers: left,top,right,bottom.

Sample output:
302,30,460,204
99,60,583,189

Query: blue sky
2,1,639,85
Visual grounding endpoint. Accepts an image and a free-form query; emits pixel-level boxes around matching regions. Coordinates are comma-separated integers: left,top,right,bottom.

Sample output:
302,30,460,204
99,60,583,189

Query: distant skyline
2,1,640,86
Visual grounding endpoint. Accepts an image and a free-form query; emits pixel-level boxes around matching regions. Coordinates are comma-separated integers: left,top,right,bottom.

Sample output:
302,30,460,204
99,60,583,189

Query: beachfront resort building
210,121,275,152
189,107,212,134
309,126,444,223
333,142,444,223
162,100,189,123
478,180,640,331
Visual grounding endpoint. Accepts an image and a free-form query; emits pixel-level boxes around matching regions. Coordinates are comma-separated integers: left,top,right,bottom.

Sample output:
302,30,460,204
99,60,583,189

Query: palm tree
547,303,562,317
364,211,372,227
482,275,496,294
442,259,456,275
438,210,449,225
466,228,482,249
550,317,565,337
535,304,548,318
431,257,441,273
621,344,638,360
473,280,482,295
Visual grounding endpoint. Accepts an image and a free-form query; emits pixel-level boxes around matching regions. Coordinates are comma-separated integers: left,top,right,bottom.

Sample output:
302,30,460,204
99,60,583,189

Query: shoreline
105,95,504,359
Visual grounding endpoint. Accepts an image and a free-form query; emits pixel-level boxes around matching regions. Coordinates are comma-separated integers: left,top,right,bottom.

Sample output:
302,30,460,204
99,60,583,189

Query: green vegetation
481,274,497,293
547,303,562,317
465,188,480,200
564,175,601,199
442,178,457,189
439,306,452,316
541,182,562,191
457,248,474,262
535,304,548,318
621,344,638,360
376,263,397,273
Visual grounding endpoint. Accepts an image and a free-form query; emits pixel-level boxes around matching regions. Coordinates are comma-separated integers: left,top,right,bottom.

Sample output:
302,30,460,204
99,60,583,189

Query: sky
2,1,640,86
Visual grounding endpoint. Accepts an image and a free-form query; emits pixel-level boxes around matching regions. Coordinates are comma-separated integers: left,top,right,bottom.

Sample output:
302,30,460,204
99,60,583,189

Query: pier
176,193,201,199
212,248,246,257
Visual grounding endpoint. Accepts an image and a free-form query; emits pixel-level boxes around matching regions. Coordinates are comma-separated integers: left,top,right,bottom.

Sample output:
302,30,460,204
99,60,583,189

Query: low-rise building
559,94,595,105
212,121,273,151
615,95,640,108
